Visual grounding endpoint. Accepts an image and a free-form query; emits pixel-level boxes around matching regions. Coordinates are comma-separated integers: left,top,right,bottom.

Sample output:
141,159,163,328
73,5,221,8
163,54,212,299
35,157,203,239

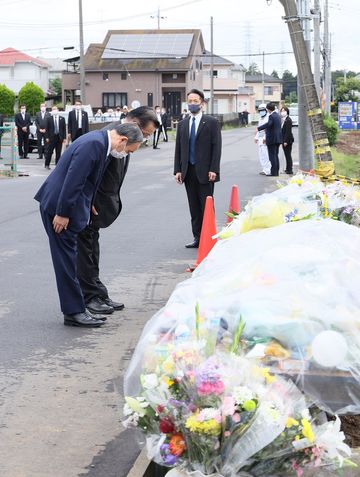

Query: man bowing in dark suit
34,123,143,327
174,89,222,248
44,106,67,169
15,104,31,158
67,100,89,143
257,102,283,176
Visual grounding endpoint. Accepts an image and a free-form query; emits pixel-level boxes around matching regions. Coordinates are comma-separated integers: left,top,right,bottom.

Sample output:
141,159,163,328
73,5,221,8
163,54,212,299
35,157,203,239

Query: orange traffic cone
226,185,240,223
187,196,217,272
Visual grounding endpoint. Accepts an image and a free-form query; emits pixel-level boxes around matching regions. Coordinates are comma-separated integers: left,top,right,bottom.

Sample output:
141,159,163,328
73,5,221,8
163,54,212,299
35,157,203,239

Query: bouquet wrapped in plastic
124,313,353,476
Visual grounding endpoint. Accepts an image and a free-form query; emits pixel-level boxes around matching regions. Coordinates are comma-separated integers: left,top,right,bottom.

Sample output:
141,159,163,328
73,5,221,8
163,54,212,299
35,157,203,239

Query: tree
331,69,358,84
0,84,16,115
285,91,298,104
334,77,360,104
247,63,261,75
18,82,45,116
49,78,62,96
271,70,279,78
282,69,298,99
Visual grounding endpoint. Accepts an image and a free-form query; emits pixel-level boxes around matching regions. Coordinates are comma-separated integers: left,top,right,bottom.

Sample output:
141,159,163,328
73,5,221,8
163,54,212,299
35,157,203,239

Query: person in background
34,123,143,328
44,106,66,169
242,109,249,127
67,100,89,143
257,102,282,177
120,106,129,121
35,103,50,160
160,107,168,142
15,105,31,158
153,105,162,149
181,109,188,120
95,109,103,119
174,89,222,249
115,106,122,119
280,106,294,175
254,104,271,176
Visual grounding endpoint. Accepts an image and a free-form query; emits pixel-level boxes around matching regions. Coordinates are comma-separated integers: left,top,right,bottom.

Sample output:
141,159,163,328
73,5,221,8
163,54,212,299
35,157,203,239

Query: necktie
54,116,59,134
189,117,196,165
76,110,80,126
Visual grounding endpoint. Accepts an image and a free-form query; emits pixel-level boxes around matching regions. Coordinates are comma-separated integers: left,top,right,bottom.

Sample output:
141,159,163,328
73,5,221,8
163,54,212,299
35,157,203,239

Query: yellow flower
301,418,315,443
185,415,221,436
286,417,300,428
162,357,175,374
163,376,174,387
295,435,300,441
261,367,276,384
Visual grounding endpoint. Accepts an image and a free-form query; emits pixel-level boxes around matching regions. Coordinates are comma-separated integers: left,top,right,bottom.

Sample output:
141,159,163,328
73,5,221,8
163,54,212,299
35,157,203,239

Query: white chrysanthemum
123,412,140,428
199,407,221,421
232,386,254,405
142,373,159,390
123,403,133,416
315,417,351,466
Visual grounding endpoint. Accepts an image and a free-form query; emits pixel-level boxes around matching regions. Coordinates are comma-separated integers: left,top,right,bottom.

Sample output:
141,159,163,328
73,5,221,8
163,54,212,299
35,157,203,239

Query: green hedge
323,114,339,146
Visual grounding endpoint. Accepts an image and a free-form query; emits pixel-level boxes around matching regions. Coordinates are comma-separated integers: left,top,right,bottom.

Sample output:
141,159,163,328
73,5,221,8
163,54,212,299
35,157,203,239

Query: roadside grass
332,149,360,179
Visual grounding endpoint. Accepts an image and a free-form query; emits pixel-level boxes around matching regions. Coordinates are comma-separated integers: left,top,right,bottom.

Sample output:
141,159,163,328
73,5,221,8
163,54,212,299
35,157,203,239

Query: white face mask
75,105,81,110
281,111,287,118
41,107,46,112
259,110,267,117
111,149,128,159
52,110,59,116
21,109,26,113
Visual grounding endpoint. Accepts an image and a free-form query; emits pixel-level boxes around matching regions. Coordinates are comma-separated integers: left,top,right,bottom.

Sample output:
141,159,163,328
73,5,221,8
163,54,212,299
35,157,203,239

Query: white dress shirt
188,112,203,135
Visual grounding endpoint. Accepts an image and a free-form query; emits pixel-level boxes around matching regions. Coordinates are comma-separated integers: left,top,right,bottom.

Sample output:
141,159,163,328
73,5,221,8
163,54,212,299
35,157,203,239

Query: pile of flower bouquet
123,313,353,476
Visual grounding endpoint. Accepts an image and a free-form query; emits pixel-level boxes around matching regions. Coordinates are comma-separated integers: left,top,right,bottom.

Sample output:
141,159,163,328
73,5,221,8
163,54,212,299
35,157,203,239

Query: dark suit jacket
68,109,89,140
257,111,283,145
281,116,294,144
45,115,67,141
161,112,168,128
174,114,222,184
35,111,50,132
15,112,31,132
34,130,111,232
91,154,130,229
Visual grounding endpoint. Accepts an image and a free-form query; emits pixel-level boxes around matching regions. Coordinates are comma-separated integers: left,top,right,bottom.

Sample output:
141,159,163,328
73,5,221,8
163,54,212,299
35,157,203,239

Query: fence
0,123,18,175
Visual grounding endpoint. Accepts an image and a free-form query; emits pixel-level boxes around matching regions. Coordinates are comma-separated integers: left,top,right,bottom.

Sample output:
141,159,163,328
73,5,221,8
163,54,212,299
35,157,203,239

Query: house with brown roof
245,73,283,111
62,29,205,119
0,48,49,94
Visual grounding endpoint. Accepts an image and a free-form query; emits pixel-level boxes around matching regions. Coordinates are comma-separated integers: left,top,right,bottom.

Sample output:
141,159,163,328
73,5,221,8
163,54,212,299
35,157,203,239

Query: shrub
324,114,339,146
0,84,16,115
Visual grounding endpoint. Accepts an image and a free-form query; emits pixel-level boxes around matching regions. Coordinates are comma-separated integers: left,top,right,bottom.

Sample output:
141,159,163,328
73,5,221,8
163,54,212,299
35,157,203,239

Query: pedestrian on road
153,106,162,149
257,102,282,176
174,89,222,249
76,107,159,316
67,100,89,143
34,123,143,328
15,104,31,158
255,103,271,176
280,106,294,174
160,107,168,142
44,106,66,169
35,103,50,160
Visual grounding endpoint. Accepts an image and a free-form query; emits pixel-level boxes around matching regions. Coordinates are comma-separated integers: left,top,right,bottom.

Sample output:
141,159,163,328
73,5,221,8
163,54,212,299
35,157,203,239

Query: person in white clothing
254,103,271,175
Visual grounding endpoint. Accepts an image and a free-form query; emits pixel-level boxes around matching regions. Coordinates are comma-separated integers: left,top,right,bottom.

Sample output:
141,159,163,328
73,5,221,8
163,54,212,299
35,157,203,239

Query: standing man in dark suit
280,106,294,174
77,107,159,315
67,100,89,143
152,106,162,149
160,107,168,142
35,103,50,160
15,104,31,158
174,89,222,249
44,106,67,169
257,102,282,176
34,123,143,327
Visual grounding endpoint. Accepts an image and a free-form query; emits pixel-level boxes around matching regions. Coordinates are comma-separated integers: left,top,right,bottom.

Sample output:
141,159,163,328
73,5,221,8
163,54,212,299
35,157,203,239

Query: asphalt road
0,126,297,477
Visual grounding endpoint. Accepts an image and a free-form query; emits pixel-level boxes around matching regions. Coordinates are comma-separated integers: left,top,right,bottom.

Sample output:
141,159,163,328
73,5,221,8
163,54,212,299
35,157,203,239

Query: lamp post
79,0,86,104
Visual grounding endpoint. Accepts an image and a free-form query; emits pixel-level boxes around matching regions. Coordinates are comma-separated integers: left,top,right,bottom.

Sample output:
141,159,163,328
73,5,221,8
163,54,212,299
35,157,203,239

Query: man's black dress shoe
86,309,107,321
86,297,114,315
64,312,104,327
185,239,199,249
103,297,125,310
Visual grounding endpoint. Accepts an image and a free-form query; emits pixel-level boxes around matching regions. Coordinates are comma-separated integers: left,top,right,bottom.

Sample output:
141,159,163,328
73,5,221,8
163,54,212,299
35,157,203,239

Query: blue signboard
338,102,356,130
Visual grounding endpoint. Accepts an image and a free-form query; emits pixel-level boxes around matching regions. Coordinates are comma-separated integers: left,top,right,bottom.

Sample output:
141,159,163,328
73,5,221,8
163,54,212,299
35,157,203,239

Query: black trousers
72,128,83,142
77,225,109,303
17,129,29,157
160,125,168,142
283,143,293,173
184,164,214,241
40,207,85,315
37,131,46,158
267,144,280,176
153,128,161,148
45,135,63,166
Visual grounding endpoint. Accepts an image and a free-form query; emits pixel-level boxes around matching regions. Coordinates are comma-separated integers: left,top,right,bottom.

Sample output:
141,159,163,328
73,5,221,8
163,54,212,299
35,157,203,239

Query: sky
1,0,359,75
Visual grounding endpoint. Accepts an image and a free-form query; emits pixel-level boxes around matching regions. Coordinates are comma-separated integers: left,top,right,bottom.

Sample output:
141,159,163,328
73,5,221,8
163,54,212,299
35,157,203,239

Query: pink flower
232,413,241,423
222,396,236,416
198,380,225,396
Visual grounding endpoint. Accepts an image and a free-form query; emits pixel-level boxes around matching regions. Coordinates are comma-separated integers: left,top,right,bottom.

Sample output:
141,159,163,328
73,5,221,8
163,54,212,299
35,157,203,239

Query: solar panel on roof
101,33,194,59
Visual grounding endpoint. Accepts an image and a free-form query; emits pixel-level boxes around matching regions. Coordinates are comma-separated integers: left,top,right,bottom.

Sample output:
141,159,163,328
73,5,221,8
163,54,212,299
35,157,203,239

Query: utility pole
313,0,321,100
210,16,214,115
151,7,166,29
278,0,333,169
296,0,314,172
323,0,331,114
262,51,265,103
79,0,86,104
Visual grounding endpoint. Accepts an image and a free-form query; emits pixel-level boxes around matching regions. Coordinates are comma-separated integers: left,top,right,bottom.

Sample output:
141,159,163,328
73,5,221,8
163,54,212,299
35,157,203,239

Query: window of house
103,72,109,81
147,93,153,107
213,70,218,78
102,93,128,108
264,86,273,96
121,72,127,80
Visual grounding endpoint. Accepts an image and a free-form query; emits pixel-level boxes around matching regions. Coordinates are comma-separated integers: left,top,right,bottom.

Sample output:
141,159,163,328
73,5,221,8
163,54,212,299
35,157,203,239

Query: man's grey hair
109,122,143,143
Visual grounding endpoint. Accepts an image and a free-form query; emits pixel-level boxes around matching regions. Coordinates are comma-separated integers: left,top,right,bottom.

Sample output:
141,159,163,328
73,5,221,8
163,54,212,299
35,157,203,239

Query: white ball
311,330,348,367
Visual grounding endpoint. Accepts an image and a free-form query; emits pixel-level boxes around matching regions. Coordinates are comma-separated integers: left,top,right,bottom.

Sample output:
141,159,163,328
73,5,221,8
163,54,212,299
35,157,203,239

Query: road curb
126,448,150,477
